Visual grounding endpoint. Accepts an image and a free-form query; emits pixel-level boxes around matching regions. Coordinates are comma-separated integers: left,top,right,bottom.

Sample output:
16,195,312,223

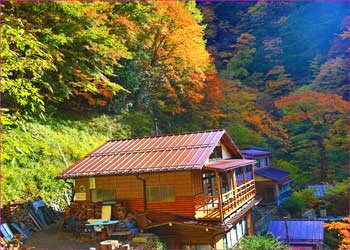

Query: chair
0,223,28,244
101,205,112,221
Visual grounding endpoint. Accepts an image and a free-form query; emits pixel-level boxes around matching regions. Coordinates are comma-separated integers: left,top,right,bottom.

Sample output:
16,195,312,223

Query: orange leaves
275,90,350,124
222,79,287,141
325,217,350,250
129,1,210,115
152,1,210,73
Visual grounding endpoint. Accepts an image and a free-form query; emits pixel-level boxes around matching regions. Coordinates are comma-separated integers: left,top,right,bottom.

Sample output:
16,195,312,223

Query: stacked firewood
0,236,26,250
65,201,127,223
3,202,37,232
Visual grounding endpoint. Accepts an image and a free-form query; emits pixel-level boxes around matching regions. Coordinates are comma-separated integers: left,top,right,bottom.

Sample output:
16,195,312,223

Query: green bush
282,195,305,218
2,115,130,207
238,234,288,250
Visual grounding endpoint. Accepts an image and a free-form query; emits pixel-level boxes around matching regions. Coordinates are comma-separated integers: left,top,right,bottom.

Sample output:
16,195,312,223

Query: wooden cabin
241,147,292,205
59,130,261,249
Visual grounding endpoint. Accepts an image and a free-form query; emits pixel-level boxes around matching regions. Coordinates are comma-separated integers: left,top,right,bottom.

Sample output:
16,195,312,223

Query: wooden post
230,170,236,189
215,171,224,222
230,170,237,208
246,210,254,235
251,164,256,196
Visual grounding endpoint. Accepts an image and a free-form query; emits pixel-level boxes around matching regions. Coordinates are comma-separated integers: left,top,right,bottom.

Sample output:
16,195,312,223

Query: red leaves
275,90,350,124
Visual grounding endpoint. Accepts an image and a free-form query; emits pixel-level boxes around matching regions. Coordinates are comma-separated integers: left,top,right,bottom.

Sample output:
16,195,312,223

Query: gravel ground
26,220,99,250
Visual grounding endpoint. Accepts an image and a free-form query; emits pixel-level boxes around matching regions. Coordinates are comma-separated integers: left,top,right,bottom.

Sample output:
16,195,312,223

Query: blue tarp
32,200,45,209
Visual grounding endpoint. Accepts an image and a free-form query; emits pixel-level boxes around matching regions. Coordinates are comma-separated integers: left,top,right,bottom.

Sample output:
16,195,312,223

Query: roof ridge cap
107,129,225,142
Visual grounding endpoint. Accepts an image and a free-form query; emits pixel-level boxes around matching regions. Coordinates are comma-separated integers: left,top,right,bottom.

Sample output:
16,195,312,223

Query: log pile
3,201,39,232
1,199,61,249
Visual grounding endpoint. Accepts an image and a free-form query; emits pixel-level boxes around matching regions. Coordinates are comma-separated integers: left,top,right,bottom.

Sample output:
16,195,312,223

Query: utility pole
284,216,290,245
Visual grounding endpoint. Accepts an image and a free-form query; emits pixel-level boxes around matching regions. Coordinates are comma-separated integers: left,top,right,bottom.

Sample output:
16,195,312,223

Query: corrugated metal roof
241,149,271,157
307,185,330,198
60,130,239,178
268,220,324,245
255,167,290,181
279,178,292,185
204,159,256,171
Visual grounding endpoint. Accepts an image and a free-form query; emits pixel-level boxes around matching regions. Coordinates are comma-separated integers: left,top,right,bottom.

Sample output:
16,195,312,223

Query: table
85,220,119,238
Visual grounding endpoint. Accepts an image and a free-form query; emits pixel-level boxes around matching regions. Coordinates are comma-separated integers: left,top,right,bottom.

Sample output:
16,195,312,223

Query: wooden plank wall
74,171,199,217
191,171,203,195
148,224,219,246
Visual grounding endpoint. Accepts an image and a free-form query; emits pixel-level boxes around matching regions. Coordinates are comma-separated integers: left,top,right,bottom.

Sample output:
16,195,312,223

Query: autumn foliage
324,217,350,250
276,90,350,181
275,90,350,124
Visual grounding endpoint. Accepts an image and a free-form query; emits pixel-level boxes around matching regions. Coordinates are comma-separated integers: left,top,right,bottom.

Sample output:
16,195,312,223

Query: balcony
194,159,257,222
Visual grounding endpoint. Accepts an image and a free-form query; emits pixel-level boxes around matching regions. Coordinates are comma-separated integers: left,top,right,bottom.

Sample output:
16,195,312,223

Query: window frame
91,188,116,203
146,185,175,202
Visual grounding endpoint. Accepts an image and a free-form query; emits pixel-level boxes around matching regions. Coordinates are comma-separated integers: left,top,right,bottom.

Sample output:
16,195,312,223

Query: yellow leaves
152,1,210,73
130,1,211,115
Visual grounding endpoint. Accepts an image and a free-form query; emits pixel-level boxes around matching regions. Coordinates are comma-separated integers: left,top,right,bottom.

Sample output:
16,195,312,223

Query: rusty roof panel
204,159,256,171
59,130,232,178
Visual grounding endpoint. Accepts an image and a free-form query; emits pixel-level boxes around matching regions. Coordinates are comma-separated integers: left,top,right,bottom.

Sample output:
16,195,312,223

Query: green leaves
1,16,55,120
239,234,288,250
2,115,130,204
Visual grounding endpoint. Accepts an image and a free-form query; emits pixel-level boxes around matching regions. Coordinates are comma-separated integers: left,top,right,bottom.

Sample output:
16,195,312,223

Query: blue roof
256,167,290,182
307,185,331,198
241,149,271,157
268,220,324,245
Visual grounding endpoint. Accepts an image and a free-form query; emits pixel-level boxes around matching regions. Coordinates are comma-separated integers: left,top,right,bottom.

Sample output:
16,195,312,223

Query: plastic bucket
99,241,112,250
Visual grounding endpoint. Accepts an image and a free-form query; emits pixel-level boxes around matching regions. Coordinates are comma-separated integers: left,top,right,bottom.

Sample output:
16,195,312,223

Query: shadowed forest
1,1,349,205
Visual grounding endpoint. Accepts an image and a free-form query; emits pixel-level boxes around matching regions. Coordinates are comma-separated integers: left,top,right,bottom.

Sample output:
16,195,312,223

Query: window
242,218,247,235
220,173,230,193
237,221,243,240
91,189,115,202
203,172,216,196
225,218,248,248
265,157,269,167
231,226,238,246
209,146,223,160
235,167,242,175
256,159,261,169
146,186,175,202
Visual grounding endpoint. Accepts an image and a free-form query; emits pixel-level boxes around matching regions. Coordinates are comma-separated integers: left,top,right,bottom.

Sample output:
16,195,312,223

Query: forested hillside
198,1,350,184
1,1,349,205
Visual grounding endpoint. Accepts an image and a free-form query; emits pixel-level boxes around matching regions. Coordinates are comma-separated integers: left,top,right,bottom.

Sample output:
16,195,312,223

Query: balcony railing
195,179,256,221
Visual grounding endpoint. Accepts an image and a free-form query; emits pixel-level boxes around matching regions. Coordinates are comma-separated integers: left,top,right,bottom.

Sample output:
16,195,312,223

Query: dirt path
26,220,99,249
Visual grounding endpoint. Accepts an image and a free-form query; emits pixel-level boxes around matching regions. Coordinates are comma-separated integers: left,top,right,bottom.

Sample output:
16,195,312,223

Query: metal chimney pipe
154,118,158,136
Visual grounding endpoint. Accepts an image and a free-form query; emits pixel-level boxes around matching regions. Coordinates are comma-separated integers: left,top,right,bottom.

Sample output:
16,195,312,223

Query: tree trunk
317,137,327,181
